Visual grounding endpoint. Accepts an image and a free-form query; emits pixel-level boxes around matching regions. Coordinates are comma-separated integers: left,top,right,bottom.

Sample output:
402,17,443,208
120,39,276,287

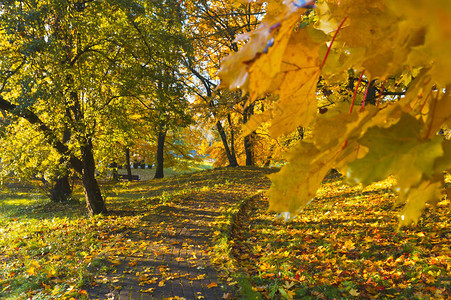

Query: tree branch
0,96,83,174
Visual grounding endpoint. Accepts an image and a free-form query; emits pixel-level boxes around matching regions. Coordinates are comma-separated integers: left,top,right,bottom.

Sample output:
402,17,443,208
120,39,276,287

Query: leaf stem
320,17,348,69
360,82,370,112
343,70,365,149
420,88,433,113
350,70,365,114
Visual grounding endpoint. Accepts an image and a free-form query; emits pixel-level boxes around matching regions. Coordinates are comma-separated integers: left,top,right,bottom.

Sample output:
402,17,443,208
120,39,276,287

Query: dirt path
87,167,273,300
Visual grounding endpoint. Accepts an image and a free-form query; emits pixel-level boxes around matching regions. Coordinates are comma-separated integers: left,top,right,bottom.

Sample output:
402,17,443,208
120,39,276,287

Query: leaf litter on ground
229,174,450,300
1,168,449,299
0,167,274,299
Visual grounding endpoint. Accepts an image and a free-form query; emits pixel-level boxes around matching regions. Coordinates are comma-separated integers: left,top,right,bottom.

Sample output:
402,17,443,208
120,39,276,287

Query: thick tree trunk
154,129,167,179
297,126,304,140
216,120,238,167
125,147,132,181
264,144,275,167
50,122,72,202
81,139,107,215
110,162,118,181
0,96,108,215
244,135,254,166
50,175,72,202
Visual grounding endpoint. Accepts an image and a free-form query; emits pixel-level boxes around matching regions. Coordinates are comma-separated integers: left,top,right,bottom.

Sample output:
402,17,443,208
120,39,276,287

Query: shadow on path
87,168,274,300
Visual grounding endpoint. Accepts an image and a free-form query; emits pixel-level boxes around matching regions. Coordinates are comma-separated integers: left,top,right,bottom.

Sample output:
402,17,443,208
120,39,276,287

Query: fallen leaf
207,282,218,288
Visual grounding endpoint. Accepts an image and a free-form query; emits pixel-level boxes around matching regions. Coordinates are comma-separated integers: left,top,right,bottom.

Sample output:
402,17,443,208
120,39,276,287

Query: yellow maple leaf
26,267,35,276
343,240,356,251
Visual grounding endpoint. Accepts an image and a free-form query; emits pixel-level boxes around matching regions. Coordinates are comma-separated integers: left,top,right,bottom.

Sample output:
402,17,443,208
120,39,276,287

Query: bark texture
154,129,167,179
216,120,238,167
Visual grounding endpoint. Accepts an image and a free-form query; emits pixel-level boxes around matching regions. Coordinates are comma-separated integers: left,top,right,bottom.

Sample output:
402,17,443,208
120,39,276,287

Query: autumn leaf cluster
219,0,451,225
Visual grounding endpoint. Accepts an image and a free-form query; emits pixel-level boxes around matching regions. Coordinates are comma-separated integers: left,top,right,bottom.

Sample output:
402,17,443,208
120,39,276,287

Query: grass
0,180,140,299
0,166,271,300
112,159,213,181
1,168,449,299
210,193,265,300
0,176,166,299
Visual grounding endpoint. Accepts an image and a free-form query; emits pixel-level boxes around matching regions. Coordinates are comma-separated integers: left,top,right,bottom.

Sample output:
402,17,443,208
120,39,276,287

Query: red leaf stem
420,88,433,113
343,70,365,149
320,17,348,69
350,70,365,114
360,82,370,112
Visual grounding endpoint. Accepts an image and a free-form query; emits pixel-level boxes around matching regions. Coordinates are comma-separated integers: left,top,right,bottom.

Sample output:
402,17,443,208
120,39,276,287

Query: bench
117,174,140,181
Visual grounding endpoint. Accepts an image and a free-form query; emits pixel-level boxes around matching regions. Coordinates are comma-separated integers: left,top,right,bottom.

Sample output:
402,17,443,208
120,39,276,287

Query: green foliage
0,0,197,209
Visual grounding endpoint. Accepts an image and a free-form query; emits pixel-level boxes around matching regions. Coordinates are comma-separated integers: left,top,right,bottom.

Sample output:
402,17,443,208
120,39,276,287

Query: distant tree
182,0,264,167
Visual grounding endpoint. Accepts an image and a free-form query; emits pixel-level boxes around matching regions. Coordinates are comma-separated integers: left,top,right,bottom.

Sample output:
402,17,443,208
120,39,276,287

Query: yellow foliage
219,0,451,225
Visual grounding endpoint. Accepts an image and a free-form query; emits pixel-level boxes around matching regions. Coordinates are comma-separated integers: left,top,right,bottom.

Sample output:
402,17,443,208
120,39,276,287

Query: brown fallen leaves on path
87,167,273,300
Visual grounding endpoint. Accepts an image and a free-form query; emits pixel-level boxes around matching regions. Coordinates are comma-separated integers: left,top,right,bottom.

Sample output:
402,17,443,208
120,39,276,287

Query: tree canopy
0,0,449,223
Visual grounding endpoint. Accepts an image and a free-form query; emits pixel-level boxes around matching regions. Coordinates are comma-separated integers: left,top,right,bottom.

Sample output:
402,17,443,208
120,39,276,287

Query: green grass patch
0,167,273,299
0,182,139,299
210,194,264,300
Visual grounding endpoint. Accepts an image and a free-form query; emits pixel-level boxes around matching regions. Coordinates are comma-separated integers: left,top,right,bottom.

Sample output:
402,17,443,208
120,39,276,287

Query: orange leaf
207,282,218,289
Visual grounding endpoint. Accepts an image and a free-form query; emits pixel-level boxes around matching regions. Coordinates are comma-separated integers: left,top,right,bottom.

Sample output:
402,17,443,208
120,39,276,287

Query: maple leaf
421,89,451,139
398,180,442,227
346,113,444,190
128,260,137,267
218,0,313,92
267,139,361,215
244,27,326,137
343,240,356,251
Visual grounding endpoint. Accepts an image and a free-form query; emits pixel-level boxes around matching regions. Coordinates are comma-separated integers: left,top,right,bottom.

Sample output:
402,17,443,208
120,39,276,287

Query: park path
87,168,272,300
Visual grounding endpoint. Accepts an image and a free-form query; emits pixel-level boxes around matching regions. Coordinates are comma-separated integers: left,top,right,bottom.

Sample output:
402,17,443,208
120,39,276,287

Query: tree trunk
125,147,132,181
154,129,167,179
227,113,237,162
110,162,118,181
297,126,304,140
82,138,107,215
50,125,72,202
50,175,72,202
264,144,275,167
216,120,238,167
0,96,107,215
243,103,255,166
187,69,239,168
